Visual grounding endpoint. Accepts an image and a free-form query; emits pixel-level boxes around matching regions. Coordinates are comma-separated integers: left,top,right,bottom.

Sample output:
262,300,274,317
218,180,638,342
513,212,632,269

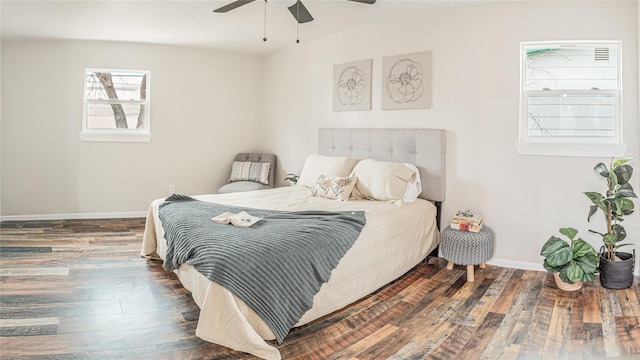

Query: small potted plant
284,173,298,185
584,157,637,289
540,227,599,291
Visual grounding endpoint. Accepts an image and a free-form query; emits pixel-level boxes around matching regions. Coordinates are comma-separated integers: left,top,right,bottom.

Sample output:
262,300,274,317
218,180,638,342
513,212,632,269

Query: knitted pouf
441,226,495,282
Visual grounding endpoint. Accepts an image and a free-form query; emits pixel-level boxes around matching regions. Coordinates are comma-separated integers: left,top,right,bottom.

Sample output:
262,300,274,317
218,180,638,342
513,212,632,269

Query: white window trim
80,69,151,143
516,41,624,157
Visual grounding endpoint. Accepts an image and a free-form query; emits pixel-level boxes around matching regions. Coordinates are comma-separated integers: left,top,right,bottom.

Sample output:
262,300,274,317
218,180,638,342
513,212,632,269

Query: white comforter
141,186,439,359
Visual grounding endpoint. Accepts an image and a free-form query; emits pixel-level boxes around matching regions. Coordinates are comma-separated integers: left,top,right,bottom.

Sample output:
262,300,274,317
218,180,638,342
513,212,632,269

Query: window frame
517,41,625,157
80,68,151,142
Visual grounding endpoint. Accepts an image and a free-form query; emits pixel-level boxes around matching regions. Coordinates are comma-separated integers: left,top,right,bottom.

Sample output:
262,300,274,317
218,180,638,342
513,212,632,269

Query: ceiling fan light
269,0,297,8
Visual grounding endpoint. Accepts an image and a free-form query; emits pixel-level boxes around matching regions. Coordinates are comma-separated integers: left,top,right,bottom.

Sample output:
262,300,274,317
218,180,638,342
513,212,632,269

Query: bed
141,128,446,360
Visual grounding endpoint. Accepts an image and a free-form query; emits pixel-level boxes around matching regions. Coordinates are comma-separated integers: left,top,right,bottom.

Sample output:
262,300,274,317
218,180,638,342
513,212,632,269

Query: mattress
141,186,439,360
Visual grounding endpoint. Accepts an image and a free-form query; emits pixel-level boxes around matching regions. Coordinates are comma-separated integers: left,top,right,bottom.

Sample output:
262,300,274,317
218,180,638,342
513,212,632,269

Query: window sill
515,142,627,157
79,131,151,143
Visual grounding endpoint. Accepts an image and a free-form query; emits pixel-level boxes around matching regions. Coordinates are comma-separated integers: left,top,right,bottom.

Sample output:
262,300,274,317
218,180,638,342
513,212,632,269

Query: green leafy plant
284,173,298,185
540,227,599,284
584,157,637,261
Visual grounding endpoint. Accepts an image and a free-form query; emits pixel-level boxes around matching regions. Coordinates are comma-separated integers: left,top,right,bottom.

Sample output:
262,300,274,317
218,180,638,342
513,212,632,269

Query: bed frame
319,128,446,256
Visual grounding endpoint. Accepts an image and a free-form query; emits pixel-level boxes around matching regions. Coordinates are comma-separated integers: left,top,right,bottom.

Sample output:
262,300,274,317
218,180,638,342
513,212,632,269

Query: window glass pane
85,71,146,101
527,93,615,137
525,45,618,90
86,102,144,130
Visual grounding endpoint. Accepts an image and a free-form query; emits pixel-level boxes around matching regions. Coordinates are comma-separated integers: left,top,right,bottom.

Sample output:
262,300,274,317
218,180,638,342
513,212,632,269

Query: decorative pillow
229,161,270,185
350,159,416,201
297,154,360,188
309,175,358,201
403,163,423,203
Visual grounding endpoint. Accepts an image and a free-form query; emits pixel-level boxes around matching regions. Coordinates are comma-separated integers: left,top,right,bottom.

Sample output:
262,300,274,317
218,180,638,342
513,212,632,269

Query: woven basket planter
553,272,583,292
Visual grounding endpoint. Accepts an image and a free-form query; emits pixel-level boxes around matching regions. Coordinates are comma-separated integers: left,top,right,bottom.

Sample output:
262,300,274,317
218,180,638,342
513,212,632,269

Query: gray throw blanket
158,194,366,343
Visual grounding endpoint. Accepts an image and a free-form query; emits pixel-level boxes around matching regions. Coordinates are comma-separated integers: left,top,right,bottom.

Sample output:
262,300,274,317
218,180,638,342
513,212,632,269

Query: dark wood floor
1,218,639,360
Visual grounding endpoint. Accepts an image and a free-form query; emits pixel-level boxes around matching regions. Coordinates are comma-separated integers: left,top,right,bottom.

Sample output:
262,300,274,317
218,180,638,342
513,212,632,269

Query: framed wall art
382,51,432,110
333,59,372,112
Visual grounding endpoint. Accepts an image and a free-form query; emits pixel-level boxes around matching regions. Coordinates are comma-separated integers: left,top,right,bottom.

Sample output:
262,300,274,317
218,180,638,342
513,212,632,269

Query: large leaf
575,252,599,272
587,204,599,222
613,164,633,185
594,162,609,178
603,233,618,247
572,238,596,258
613,197,634,217
543,260,564,273
559,227,578,240
545,247,573,267
565,261,586,283
609,170,619,189
540,236,568,257
612,224,627,242
612,157,633,168
617,182,637,198
584,192,606,211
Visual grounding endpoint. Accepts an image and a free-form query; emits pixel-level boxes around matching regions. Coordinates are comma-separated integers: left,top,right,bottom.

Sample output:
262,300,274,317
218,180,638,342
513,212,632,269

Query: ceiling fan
213,0,377,24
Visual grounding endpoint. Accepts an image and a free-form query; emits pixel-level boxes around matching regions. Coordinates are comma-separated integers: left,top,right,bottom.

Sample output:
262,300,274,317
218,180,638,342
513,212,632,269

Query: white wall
261,1,640,271
1,1,637,272
1,41,262,217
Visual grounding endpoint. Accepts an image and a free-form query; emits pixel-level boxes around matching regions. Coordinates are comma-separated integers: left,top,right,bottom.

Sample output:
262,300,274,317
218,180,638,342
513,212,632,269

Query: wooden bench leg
446,261,454,270
466,265,475,282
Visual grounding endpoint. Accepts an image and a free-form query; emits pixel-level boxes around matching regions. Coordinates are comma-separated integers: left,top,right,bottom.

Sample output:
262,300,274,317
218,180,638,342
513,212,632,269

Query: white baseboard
487,257,639,276
1,211,147,222
486,258,545,272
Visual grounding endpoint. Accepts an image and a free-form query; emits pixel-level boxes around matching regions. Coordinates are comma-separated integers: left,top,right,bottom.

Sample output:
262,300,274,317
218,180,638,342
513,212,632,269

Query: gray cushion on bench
218,153,277,193
218,181,272,194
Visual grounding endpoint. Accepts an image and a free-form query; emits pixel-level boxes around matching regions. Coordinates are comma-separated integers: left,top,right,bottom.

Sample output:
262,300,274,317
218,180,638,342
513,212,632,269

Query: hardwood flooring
1,218,639,359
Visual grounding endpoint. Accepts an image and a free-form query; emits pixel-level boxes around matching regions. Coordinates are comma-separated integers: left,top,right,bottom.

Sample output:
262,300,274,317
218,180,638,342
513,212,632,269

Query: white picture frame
382,51,432,110
333,59,372,112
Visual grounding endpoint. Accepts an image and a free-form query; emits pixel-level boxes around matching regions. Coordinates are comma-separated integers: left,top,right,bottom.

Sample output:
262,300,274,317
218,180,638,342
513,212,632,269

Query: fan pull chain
296,1,301,43
263,1,267,42
296,1,300,43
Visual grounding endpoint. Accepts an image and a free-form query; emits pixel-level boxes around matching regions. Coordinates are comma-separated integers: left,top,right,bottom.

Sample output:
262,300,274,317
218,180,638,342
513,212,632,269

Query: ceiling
0,0,492,55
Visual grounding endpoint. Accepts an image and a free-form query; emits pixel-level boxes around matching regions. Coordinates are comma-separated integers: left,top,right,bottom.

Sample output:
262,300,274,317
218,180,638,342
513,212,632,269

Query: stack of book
450,212,483,232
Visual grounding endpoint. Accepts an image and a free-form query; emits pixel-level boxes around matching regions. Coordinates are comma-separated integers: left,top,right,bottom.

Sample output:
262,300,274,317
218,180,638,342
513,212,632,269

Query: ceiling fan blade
288,1,313,23
347,0,377,4
213,0,256,13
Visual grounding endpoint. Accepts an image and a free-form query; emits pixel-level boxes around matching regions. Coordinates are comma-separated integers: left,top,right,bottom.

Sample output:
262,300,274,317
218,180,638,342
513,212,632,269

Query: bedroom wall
260,1,640,272
1,41,262,218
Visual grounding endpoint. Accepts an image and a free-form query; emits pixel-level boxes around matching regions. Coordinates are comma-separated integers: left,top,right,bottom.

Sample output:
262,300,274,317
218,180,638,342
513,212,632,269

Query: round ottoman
441,226,495,282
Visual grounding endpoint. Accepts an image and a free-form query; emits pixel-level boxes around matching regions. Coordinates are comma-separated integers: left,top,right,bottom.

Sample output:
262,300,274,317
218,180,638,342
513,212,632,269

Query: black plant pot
599,249,635,289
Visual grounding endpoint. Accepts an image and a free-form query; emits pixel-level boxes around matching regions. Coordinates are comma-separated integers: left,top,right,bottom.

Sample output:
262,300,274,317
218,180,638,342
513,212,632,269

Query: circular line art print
333,59,372,112
336,66,367,106
386,58,424,104
382,51,431,110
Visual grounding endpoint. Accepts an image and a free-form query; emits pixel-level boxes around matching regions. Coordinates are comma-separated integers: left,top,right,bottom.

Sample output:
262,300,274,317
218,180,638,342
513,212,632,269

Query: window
517,41,625,157
80,69,151,142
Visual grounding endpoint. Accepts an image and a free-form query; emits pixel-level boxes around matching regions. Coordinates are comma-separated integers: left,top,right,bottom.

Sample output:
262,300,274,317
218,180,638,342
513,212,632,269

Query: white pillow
297,154,360,188
403,163,422,203
350,159,416,201
309,175,358,201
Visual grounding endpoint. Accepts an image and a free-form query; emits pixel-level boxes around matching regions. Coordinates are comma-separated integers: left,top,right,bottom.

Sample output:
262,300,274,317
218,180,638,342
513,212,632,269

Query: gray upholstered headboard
318,128,446,203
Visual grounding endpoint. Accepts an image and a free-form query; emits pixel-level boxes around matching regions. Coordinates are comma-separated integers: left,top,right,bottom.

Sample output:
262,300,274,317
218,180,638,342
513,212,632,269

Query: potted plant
284,173,299,185
540,227,599,291
584,157,637,289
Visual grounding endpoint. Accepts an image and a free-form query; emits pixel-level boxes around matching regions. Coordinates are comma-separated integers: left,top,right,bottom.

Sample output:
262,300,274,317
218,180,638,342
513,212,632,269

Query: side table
440,226,495,282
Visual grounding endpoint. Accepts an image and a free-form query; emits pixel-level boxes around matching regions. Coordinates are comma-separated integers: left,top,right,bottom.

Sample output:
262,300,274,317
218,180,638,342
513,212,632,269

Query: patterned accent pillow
229,161,271,185
309,175,358,201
